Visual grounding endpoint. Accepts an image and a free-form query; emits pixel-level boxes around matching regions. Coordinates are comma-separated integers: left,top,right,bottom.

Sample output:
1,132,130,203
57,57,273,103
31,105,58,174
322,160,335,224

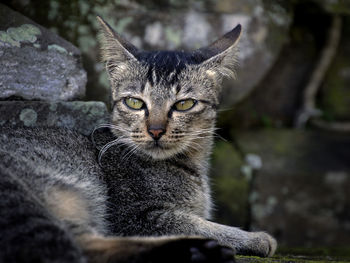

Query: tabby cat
0,16,276,263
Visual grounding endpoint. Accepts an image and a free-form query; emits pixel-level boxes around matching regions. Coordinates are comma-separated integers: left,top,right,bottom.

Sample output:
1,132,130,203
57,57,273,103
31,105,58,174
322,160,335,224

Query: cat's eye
174,99,196,111
124,97,144,110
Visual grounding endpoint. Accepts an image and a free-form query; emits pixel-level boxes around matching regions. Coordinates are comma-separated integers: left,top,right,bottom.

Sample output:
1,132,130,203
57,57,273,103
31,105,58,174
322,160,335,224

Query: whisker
91,123,129,146
98,136,128,166
121,144,140,162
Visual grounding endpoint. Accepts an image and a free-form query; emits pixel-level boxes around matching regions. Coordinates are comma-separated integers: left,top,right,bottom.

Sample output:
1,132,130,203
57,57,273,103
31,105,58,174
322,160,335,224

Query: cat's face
97,17,241,160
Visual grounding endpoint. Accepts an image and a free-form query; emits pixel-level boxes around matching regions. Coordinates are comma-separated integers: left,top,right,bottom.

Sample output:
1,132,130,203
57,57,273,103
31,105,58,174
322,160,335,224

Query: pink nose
148,128,165,140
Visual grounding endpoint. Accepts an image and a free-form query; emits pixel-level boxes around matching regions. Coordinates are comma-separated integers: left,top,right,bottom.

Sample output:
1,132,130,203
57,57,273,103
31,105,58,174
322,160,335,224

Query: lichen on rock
19,108,37,127
0,24,41,47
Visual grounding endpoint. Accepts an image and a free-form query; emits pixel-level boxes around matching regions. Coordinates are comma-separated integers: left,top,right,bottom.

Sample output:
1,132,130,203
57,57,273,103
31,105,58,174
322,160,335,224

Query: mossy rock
0,4,86,101
0,101,109,136
236,129,350,247
320,17,350,121
210,141,249,227
237,246,350,262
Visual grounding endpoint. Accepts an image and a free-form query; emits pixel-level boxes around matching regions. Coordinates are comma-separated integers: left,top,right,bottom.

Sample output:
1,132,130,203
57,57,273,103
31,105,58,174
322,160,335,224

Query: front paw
240,232,277,257
259,232,277,257
143,238,235,263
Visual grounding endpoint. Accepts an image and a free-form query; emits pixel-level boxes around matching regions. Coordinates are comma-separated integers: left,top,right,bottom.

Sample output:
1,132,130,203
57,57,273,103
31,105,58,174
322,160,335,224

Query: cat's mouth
148,140,169,150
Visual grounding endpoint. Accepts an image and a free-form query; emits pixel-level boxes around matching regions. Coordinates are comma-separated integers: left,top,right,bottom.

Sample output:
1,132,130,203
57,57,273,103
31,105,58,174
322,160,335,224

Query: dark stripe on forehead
135,50,204,87
139,82,147,93
176,85,181,94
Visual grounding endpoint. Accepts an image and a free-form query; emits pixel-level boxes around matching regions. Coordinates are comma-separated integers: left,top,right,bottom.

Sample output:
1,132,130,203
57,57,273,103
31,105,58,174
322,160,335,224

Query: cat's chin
142,142,180,160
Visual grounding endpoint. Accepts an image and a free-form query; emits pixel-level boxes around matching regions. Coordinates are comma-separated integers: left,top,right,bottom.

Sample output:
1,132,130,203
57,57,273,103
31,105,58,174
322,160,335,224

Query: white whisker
98,136,127,166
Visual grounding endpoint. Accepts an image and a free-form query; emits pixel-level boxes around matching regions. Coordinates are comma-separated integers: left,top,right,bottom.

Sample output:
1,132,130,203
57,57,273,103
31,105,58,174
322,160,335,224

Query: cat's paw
243,232,277,257
143,238,235,263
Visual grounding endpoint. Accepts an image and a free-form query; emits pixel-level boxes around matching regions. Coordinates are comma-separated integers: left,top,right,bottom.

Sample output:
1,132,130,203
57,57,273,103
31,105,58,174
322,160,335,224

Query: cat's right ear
194,24,242,81
97,16,139,70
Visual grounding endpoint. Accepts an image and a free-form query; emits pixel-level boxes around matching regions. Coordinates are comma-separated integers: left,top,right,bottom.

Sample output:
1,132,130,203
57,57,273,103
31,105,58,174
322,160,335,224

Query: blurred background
1,0,350,255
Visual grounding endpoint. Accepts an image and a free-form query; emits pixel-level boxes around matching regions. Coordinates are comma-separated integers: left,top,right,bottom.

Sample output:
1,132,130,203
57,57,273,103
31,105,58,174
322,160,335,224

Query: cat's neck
181,136,213,175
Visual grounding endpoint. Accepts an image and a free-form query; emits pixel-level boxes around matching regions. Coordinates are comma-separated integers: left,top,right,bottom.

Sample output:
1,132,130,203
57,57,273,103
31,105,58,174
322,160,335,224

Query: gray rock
237,129,350,247
0,101,109,136
0,4,86,101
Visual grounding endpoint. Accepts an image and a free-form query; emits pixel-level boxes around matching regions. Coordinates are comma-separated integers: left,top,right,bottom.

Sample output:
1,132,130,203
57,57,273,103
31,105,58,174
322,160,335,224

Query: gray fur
0,16,276,262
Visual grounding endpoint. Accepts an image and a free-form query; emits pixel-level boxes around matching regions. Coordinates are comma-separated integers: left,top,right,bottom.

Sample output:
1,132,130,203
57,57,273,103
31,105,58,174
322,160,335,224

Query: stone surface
236,129,350,247
0,4,87,101
0,101,109,136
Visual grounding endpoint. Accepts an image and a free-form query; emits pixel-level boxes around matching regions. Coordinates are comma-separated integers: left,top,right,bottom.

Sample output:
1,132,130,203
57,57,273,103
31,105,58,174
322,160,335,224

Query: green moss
212,141,243,174
277,246,350,259
0,24,41,47
0,30,19,47
48,44,68,54
65,101,106,119
237,252,350,263
211,141,249,226
8,24,41,42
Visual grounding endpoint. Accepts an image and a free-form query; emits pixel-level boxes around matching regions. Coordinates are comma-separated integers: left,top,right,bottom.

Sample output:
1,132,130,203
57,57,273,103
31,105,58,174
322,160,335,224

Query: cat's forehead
135,50,202,87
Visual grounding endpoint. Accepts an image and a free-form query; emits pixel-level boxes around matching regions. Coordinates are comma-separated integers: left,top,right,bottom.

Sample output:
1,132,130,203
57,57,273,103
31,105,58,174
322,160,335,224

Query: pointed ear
194,24,242,80
97,16,138,66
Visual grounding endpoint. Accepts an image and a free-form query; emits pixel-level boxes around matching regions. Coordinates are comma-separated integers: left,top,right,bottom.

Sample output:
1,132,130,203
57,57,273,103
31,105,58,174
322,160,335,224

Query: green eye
124,97,144,110
174,99,196,111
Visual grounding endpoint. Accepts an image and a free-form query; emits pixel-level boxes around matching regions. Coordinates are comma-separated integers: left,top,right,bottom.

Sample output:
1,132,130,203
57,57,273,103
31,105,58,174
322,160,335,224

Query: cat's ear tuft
97,16,138,64
194,24,242,80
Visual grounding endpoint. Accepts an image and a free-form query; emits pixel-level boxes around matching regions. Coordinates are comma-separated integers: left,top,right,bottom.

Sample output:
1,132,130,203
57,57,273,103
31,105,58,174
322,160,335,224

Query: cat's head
97,16,241,160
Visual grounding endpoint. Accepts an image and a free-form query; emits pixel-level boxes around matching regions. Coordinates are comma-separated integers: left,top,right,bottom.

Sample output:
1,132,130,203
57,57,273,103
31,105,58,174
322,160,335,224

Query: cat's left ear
194,24,242,80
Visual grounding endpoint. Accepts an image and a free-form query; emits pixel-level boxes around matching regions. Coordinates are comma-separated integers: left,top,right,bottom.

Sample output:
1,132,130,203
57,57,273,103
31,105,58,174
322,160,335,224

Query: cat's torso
99,131,212,235
0,126,211,237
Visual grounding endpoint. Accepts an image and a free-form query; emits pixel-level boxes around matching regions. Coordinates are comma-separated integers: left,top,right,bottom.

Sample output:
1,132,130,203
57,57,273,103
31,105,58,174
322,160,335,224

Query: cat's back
0,126,103,193
0,125,92,158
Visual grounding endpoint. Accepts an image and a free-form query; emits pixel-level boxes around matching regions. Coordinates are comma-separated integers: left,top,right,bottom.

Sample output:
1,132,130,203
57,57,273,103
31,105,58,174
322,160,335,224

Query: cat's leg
193,217,277,257
45,185,234,263
0,167,85,263
159,212,277,257
0,168,234,263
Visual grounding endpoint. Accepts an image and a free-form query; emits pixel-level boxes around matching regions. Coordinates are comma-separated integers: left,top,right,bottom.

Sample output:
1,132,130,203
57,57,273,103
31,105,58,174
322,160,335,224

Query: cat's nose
148,127,166,140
